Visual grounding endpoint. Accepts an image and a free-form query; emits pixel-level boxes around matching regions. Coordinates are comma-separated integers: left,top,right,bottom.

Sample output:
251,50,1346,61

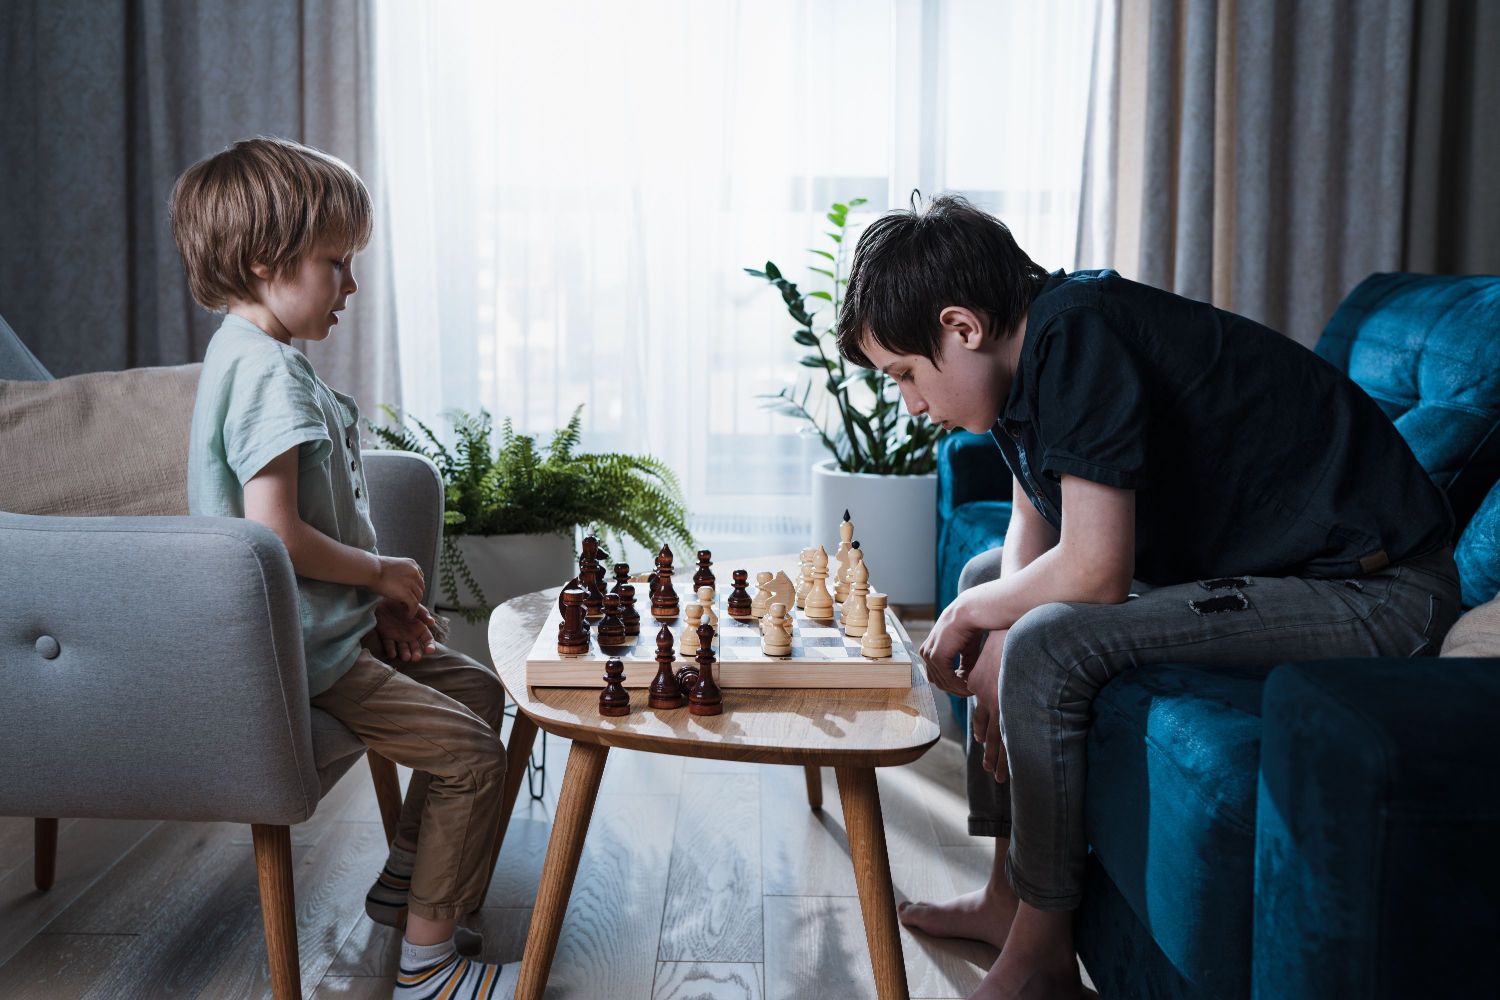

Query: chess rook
599,657,630,717
651,543,680,620
648,625,686,709
727,569,753,619
557,584,591,655
597,593,630,653
688,621,723,716
860,592,893,658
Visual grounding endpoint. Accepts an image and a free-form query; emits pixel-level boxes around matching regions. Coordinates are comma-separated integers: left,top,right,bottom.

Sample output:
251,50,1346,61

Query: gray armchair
0,320,444,999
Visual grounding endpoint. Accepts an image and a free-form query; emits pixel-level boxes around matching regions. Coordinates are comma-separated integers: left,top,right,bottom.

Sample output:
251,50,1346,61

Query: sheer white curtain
374,0,1103,562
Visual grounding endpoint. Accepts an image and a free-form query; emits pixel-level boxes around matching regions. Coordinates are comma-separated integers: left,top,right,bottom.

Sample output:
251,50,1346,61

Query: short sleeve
222,351,332,485
1033,308,1149,490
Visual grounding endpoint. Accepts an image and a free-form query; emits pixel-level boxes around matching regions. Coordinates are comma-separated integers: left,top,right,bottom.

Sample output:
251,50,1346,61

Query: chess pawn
804,545,834,623
842,550,871,638
676,661,700,693
750,570,774,619
693,549,715,595
860,592,893,659
761,602,793,657
680,600,704,656
597,593,630,653
727,569,753,619
652,544,680,620
618,583,641,636
688,622,723,717
611,562,630,596
599,657,630,717
696,585,719,633
794,547,816,608
648,625,686,710
833,509,855,603
557,584,591,655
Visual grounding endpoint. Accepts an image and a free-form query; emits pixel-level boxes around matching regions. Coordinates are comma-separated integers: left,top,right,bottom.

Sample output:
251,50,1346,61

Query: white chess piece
696,585,718,632
833,512,854,603
794,547,816,609
751,571,774,619
762,602,793,656
805,545,834,622
680,600,703,656
764,570,795,615
842,549,870,638
860,591,892,658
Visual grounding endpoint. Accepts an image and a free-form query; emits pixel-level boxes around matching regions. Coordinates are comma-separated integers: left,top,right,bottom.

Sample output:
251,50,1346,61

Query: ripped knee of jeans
1187,591,1250,615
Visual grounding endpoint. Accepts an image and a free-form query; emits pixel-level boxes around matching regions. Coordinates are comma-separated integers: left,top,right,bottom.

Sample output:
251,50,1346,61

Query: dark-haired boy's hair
836,193,1050,368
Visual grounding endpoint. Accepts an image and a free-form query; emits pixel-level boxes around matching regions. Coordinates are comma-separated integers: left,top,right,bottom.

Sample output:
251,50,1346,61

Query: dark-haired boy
837,195,1458,998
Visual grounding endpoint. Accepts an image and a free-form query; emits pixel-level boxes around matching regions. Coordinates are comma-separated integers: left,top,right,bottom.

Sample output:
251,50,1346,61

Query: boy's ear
249,260,273,281
939,306,987,351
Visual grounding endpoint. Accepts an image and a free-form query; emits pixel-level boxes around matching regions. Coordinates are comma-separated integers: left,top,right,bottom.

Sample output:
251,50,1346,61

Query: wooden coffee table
486,584,942,1000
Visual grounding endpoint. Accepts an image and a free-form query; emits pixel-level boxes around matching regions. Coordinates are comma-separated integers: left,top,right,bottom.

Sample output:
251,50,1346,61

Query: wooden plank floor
0,624,1097,999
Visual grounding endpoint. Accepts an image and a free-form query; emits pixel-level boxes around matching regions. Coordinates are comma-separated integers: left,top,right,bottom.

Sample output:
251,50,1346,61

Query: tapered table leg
804,765,824,810
835,765,908,1000
515,740,609,1000
477,711,540,908
34,818,58,891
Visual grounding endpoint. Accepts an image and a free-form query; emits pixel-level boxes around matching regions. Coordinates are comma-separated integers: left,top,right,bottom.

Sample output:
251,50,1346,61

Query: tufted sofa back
1316,273,1500,606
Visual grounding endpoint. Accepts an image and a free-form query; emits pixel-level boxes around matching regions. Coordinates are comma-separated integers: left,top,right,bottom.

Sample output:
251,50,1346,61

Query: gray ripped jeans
960,545,1461,911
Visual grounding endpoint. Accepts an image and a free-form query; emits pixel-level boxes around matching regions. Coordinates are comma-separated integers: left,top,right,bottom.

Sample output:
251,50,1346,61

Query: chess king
835,193,1457,998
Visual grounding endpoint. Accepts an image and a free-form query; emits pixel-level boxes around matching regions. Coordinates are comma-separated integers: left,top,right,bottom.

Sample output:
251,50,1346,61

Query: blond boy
176,137,514,999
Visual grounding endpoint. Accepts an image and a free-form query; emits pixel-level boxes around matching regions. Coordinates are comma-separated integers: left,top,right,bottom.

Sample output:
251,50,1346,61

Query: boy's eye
331,260,346,271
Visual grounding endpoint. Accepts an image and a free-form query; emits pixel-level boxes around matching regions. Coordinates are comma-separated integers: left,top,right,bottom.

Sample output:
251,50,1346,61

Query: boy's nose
901,385,927,415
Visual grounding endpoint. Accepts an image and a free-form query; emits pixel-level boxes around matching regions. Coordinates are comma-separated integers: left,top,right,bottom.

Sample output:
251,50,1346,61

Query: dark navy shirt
992,269,1453,585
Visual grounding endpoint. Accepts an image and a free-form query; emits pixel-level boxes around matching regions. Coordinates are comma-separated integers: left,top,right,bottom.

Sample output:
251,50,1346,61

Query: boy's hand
372,556,425,615
374,599,439,662
918,597,982,697
962,628,1009,784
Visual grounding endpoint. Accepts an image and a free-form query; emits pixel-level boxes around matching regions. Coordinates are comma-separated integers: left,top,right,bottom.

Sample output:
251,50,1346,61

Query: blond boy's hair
170,136,372,311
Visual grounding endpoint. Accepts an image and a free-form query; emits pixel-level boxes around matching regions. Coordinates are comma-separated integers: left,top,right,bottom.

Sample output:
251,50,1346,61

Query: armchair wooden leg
252,823,300,1000
803,765,824,811
367,751,403,845
34,818,58,891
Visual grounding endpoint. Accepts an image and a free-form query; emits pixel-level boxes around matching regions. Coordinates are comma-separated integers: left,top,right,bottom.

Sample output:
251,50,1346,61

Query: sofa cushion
1315,273,1500,536
1454,481,1500,609
0,364,202,516
1085,662,1276,997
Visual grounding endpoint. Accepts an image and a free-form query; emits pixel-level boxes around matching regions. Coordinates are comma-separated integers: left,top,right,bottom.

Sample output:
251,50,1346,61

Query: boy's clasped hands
372,555,440,662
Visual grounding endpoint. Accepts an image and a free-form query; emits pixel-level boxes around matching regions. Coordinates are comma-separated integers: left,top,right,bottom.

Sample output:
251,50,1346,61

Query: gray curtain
1076,0,1500,347
0,0,399,422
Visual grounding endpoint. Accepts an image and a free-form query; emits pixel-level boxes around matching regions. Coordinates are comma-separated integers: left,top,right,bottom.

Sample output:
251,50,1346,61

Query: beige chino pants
311,632,506,920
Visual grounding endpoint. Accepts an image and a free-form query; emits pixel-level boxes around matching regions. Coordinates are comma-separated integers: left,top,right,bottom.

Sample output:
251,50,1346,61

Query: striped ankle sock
367,844,483,956
394,938,514,1000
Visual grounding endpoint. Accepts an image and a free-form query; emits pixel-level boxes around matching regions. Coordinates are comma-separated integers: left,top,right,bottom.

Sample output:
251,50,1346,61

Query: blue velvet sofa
935,273,1500,997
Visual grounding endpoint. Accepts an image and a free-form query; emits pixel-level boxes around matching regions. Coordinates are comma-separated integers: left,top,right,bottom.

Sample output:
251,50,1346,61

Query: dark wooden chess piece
726,568,752,619
618,583,641,636
597,593,630,653
558,576,592,636
599,657,630,717
675,661,699,692
693,549,715,592
652,544,680,620
648,625,686,710
688,621,722,717
579,535,606,620
611,562,630,596
557,584,591,655
650,545,668,599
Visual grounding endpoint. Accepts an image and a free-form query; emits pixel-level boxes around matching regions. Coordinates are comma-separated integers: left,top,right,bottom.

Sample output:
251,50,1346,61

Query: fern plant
745,197,947,476
367,404,693,623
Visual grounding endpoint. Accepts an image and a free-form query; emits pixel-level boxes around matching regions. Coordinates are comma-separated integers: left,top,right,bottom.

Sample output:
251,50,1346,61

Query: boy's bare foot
897,882,1020,950
968,902,1083,999
968,956,1084,1000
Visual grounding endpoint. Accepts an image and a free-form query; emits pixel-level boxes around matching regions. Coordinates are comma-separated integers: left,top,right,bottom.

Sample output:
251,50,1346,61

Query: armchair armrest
938,431,1011,522
0,512,322,825
362,450,443,605
1254,658,1500,998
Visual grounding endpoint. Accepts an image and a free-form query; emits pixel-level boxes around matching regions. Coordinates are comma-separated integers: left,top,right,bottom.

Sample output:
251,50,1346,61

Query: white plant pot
810,459,937,607
435,531,575,668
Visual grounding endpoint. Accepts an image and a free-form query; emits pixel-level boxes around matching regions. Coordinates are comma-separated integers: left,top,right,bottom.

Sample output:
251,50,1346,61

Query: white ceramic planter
435,531,575,668
810,459,937,606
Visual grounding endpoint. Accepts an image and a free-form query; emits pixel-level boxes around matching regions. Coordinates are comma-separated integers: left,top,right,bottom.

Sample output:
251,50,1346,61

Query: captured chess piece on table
652,543,680,620
599,657,630,717
688,622,722,716
648,625,686,709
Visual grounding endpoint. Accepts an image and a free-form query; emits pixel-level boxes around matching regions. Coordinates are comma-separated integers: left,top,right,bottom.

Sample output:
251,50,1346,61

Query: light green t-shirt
187,314,380,697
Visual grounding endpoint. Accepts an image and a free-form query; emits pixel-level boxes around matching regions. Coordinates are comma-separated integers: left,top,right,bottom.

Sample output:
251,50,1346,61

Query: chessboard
524,576,913,690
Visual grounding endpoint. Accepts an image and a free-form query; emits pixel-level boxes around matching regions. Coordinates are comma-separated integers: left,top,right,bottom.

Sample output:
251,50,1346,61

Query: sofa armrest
363,449,444,606
938,431,1011,522
0,512,322,825
1253,658,1500,998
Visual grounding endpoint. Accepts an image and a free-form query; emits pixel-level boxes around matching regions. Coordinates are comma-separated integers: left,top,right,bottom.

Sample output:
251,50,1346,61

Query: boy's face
859,306,1013,434
249,239,358,344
